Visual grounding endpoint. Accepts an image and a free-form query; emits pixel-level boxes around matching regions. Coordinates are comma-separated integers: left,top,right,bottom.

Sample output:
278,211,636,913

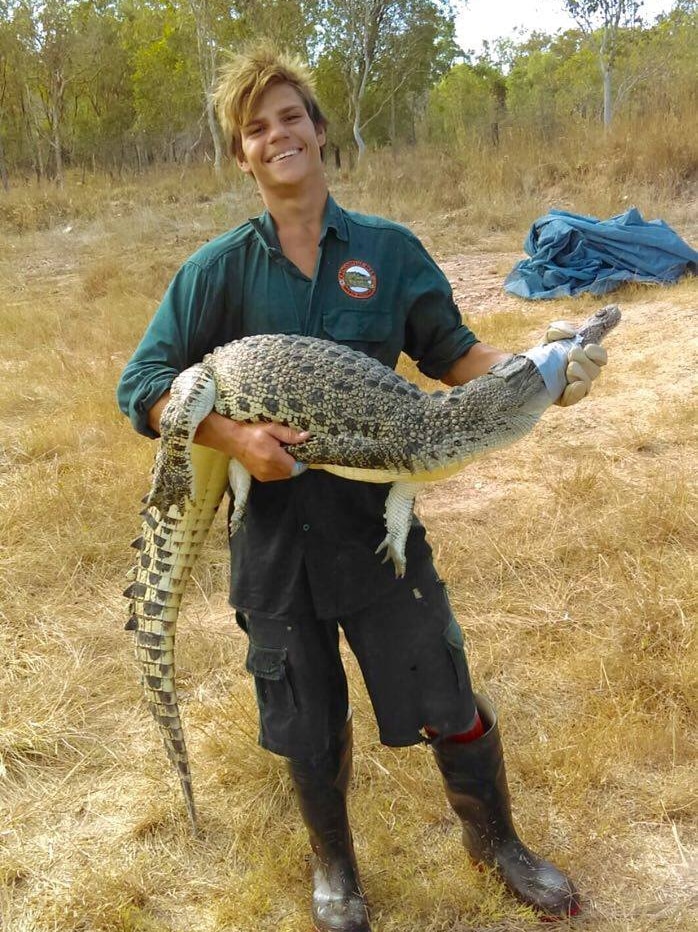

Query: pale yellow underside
311,460,468,484
189,442,470,488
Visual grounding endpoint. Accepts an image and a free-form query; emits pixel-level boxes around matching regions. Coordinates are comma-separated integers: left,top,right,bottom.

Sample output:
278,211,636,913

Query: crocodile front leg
148,364,217,514
228,458,252,536
375,481,422,577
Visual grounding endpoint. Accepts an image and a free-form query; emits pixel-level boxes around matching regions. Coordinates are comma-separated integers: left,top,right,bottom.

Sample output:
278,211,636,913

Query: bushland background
0,2,696,930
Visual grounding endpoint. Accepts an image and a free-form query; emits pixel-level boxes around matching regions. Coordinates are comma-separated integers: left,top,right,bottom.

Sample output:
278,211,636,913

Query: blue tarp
504,207,698,300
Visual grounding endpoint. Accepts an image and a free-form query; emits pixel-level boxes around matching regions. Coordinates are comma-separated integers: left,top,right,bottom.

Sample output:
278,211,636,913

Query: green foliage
314,0,458,154
0,0,695,179
427,63,493,144
130,14,201,139
506,30,599,133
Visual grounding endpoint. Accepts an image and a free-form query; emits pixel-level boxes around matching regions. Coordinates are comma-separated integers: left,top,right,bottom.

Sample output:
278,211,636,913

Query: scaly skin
125,443,228,833
126,305,620,831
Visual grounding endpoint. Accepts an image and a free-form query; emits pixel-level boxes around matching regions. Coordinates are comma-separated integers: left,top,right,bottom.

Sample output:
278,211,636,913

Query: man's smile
268,147,302,163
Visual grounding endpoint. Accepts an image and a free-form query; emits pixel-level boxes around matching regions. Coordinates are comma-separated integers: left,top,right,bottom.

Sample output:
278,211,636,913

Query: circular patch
338,260,377,300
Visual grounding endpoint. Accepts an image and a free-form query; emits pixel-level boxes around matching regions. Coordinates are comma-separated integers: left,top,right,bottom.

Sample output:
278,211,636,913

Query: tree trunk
23,83,45,182
51,107,64,186
602,62,613,128
491,81,506,147
353,110,366,160
188,0,225,175
390,91,396,151
0,134,9,192
49,75,65,187
205,95,225,174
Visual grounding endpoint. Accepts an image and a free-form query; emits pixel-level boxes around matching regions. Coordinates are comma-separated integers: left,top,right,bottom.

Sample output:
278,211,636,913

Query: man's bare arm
441,343,511,386
147,391,309,482
442,326,608,403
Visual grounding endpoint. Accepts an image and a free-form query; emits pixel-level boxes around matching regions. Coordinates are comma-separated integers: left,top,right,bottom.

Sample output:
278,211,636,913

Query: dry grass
0,150,696,931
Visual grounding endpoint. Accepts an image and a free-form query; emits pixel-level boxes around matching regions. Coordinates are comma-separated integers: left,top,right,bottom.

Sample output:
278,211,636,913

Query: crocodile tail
126,443,229,834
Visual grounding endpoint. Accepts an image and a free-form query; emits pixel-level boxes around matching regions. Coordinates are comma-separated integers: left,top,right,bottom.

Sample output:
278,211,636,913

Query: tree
427,62,493,145
186,0,225,173
0,1,20,189
562,0,642,127
317,0,458,158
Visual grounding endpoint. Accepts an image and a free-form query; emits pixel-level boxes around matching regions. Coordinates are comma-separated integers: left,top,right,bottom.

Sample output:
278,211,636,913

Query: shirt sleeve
116,259,227,437
401,234,479,380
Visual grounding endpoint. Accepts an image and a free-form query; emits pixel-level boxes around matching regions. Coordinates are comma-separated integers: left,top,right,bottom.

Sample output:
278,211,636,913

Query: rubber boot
431,694,581,919
288,717,371,932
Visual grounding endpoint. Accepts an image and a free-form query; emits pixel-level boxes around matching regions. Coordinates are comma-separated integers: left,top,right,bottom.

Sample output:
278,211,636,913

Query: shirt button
302,523,310,532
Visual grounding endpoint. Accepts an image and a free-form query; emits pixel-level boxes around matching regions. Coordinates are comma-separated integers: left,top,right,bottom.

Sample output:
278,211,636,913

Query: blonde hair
213,41,327,159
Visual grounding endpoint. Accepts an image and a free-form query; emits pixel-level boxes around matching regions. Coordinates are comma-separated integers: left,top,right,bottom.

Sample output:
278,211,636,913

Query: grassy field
0,152,696,932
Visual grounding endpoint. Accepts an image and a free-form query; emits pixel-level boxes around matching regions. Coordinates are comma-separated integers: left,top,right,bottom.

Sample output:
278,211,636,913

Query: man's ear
315,123,327,148
236,153,253,175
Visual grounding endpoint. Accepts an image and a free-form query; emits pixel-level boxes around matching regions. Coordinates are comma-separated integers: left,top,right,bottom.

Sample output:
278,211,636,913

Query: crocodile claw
375,537,407,577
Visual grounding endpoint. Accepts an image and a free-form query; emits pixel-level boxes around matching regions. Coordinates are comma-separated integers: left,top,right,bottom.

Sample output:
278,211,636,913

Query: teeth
270,149,300,163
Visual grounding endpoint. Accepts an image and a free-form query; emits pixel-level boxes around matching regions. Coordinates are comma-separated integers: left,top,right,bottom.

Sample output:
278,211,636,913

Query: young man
118,45,603,931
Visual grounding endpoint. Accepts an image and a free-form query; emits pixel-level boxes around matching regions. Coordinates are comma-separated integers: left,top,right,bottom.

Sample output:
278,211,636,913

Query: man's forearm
147,391,171,435
146,391,309,481
442,343,512,386
147,390,244,453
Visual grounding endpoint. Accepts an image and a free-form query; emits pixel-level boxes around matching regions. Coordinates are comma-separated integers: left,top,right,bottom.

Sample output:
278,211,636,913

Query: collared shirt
117,196,478,618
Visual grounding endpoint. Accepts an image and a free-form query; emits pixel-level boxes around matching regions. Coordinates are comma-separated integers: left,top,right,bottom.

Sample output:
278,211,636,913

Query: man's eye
247,126,262,136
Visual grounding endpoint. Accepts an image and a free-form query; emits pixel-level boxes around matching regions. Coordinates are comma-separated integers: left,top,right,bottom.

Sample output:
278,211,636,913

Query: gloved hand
544,320,608,406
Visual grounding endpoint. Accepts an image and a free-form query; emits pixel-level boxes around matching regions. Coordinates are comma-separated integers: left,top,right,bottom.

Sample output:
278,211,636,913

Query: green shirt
117,195,478,618
117,196,477,436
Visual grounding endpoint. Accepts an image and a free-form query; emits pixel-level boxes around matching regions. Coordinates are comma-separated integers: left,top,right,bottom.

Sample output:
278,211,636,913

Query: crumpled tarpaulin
504,207,698,299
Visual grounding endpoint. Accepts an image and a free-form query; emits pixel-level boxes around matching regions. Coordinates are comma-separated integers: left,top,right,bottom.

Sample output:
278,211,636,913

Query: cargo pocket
443,616,469,692
245,643,297,713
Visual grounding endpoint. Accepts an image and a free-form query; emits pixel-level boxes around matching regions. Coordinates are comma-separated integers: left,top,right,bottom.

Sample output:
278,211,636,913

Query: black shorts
236,565,477,760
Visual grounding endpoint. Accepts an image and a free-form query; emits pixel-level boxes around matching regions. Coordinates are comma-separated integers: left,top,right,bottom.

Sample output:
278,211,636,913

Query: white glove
544,320,608,407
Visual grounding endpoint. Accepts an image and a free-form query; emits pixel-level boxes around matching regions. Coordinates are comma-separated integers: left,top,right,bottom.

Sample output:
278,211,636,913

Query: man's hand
149,392,309,482
194,412,309,481
544,320,608,407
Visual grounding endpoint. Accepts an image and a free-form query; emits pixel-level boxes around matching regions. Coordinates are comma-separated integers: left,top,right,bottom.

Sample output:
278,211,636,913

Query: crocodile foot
375,536,406,577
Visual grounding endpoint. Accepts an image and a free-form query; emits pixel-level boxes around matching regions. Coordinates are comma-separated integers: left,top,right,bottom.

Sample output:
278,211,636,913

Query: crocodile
124,304,620,833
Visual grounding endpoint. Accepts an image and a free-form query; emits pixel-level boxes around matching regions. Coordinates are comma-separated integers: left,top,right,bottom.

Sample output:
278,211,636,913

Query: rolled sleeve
116,260,226,437
402,238,478,380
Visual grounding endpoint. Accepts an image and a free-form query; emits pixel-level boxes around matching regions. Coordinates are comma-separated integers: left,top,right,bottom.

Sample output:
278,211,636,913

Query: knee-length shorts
236,568,477,760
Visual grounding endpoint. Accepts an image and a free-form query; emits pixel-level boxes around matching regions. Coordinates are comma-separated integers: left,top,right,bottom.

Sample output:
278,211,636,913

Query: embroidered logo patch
338,260,377,299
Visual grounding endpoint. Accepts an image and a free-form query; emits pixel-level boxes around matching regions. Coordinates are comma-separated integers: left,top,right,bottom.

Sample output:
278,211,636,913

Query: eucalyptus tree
0,0,20,188
562,0,642,127
174,0,319,171
18,0,78,184
316,0,457,158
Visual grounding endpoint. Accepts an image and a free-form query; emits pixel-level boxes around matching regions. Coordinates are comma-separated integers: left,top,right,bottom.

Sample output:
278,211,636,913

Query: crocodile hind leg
376,481,422,577
148,364,217,514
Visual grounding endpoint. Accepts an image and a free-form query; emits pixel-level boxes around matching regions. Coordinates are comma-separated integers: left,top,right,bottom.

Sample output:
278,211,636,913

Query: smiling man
117,43,602,931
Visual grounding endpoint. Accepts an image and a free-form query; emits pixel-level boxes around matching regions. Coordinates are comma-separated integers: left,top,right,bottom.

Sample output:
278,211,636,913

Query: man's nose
267,120,290,143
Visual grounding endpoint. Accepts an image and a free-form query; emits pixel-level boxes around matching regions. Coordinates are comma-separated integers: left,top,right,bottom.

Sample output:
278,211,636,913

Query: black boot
431,694,581,918
288,717,371,932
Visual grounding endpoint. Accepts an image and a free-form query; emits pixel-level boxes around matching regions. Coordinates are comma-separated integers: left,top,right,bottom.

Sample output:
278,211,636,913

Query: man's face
237,83,326,191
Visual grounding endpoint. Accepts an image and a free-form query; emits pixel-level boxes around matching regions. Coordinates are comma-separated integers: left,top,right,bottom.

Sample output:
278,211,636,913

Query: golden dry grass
0,158,696,931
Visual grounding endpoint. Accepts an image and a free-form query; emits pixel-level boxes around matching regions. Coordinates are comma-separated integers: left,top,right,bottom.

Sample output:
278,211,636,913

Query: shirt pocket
322,306,393,347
